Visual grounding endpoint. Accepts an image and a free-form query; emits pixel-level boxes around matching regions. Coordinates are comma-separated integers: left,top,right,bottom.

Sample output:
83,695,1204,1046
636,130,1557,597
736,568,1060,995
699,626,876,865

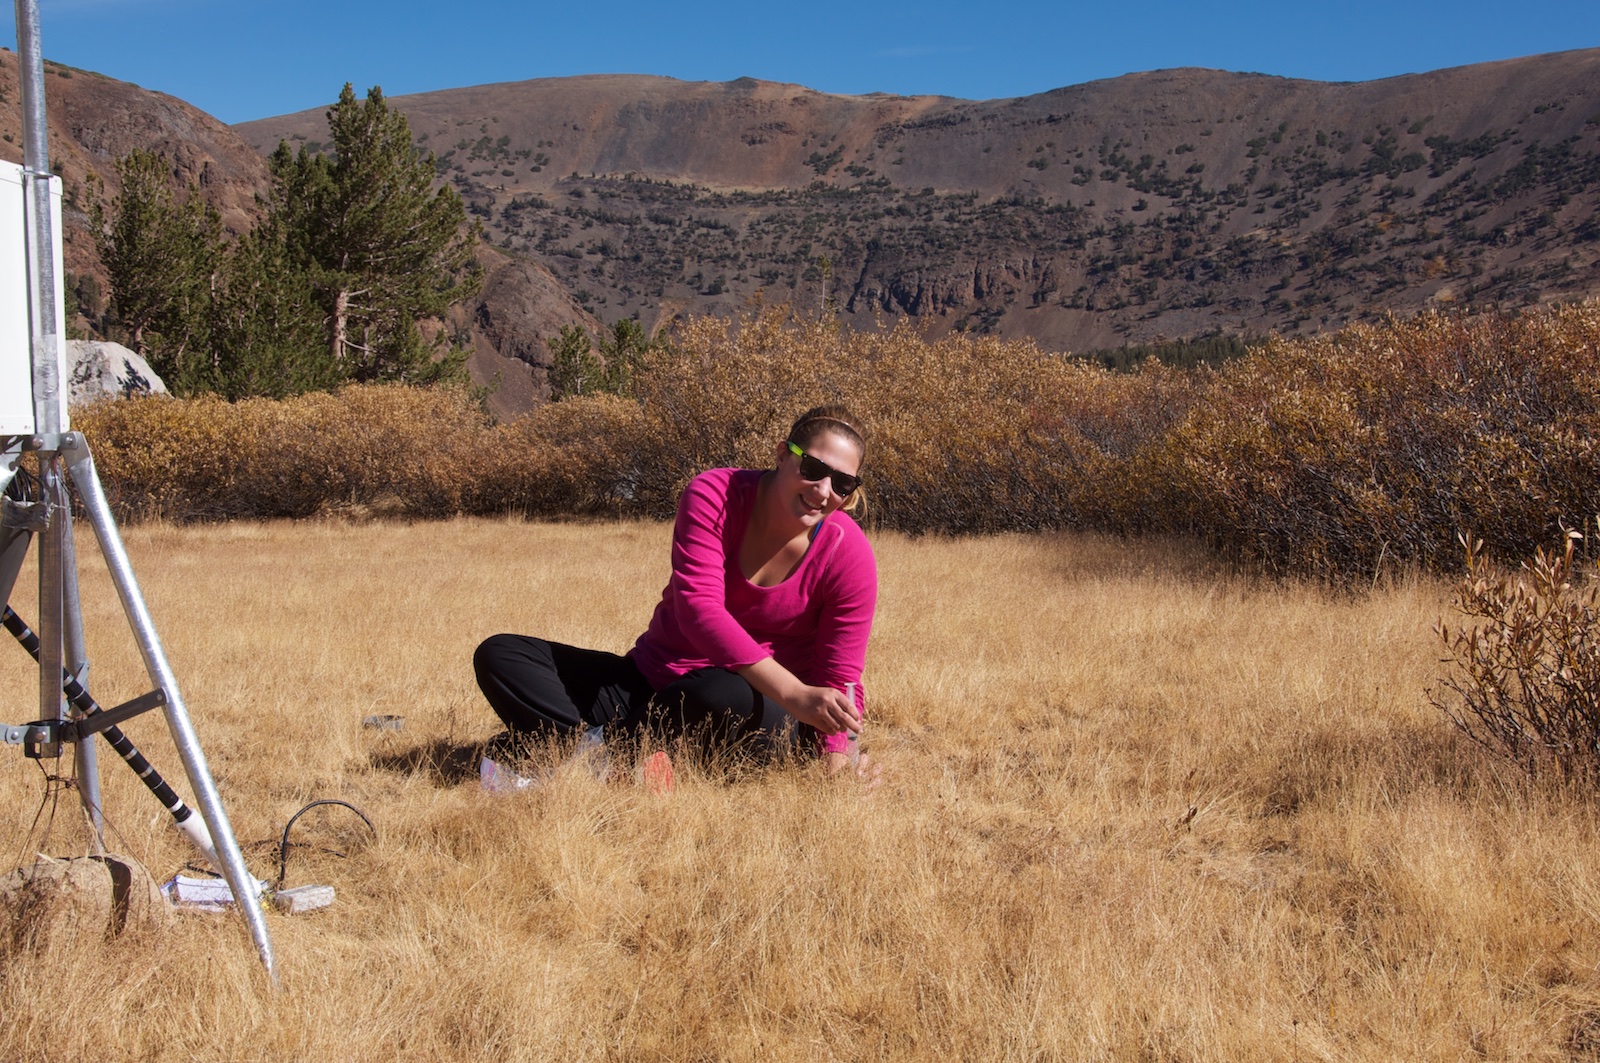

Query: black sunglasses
786,441,862,497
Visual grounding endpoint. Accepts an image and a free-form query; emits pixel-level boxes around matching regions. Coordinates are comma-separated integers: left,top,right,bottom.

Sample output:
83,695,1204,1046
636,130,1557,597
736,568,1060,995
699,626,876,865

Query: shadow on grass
369,738,483,787
366,728,846,791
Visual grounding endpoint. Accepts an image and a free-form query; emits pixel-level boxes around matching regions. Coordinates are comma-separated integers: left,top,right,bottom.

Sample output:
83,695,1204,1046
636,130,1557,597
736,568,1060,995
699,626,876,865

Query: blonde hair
787,404,868,516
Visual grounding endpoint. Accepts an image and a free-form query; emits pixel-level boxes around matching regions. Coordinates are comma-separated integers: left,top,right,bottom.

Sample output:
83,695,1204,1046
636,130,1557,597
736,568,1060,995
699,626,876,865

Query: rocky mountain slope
0,50,266,274
240,51,1600,364
7,46,1597,418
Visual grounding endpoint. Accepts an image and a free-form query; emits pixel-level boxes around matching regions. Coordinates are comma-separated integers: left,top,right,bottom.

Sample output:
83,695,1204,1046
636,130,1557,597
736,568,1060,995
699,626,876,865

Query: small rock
272,884,335,914
0,857,112,953
0,853,169,954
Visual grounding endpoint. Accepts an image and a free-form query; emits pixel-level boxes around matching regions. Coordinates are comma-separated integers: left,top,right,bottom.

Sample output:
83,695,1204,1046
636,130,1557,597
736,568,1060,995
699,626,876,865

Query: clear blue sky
19,0,1600,125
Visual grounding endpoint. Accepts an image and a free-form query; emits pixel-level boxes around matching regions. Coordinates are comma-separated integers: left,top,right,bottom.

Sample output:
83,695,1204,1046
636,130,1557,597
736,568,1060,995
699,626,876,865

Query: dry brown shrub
73,301,1600,582
626,309,1189,534
77,385,501,521
1432,525,1600,783
492,395,646,517
1147,304,1600,579
851,323,1088,533
628,312,850,514
73,392,245,521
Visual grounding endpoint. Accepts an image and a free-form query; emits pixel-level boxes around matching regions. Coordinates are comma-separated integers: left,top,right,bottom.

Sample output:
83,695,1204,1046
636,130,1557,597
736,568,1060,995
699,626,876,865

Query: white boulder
67,340,168,405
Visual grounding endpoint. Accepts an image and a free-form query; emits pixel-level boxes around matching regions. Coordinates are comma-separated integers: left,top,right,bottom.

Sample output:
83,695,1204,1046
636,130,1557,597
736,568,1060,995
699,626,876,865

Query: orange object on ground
641,750,674,795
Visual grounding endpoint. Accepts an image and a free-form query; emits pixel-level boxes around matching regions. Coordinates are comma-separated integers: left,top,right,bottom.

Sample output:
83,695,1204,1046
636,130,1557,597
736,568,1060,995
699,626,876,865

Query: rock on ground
0,853,170,953
67,340,167,406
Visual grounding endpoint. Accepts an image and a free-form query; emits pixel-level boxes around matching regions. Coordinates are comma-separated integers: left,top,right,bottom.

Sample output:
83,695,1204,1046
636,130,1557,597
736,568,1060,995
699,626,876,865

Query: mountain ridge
236,48,1600,368
6,47,1598,417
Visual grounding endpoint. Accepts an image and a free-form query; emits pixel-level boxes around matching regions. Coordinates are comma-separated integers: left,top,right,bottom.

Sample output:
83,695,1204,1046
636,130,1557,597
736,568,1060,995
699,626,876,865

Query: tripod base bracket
4,688,167,758
3,721,59,758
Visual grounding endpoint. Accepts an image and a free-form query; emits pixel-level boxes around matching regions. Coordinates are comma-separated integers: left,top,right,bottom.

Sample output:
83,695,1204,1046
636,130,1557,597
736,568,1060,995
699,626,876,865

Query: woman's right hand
738,658,861,736
784,683,861,736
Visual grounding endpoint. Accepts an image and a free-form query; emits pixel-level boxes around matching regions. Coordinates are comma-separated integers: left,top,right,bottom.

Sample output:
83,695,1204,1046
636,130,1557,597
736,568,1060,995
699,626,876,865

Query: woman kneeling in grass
473,404,877,785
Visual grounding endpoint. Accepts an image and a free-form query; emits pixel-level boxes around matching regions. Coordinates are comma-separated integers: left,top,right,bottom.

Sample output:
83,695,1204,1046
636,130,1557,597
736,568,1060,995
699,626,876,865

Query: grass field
2,518,1598,1061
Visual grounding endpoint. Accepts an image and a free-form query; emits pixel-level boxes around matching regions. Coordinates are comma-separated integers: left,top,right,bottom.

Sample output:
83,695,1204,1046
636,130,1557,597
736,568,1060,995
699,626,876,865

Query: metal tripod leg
61,505,102,837
62,436,276,984
5,443,104,839
37,452,63,758
4,604,222,867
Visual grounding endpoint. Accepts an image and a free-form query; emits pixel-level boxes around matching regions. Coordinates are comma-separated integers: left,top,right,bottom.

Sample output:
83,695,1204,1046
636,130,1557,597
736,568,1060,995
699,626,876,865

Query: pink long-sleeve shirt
628,467,878,755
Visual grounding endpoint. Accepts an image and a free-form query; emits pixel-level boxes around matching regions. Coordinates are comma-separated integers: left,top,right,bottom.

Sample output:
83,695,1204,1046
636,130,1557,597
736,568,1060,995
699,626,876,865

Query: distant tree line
87,84,482,399
1074,332,1258,372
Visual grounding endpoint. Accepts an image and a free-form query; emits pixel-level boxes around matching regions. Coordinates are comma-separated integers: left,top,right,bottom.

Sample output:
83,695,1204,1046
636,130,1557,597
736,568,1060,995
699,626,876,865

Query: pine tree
548,319,669,400
88,149,221,391
547,324,604,400
206,225,340,399
269,84,481,384
89,86,485,400
598,318,653,396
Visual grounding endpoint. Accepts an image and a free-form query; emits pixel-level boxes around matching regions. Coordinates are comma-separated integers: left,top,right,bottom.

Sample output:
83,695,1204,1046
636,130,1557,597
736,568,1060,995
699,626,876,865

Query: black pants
473,634,808,759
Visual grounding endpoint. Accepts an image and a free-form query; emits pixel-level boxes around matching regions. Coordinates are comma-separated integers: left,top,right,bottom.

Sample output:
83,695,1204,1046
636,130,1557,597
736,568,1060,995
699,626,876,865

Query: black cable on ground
277,800,376,889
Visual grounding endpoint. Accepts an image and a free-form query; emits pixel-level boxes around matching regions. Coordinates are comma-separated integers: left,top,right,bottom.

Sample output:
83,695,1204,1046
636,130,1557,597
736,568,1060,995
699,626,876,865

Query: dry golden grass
2,519,1599,1061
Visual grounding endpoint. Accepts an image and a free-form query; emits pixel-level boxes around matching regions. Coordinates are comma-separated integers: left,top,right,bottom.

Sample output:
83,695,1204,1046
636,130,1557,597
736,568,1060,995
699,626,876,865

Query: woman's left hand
823,750,882,790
